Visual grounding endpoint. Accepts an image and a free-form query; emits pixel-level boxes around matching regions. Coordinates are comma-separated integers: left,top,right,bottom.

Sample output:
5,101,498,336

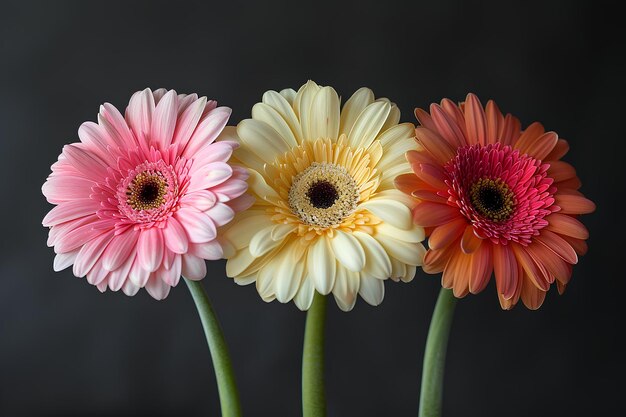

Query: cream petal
293,277,315,311
223,212,272,249
293,80,321,132
308,86,340,141
359,198,412,230
226,248,257,277
261,90,304,143
339,87,374,136
275,245,305,303
247,169,281,203
359,275,385,306
380,102,401,133
237,119,291,164
332,265,360,311
353,232,392,279
252,102,299,148
307,237,336,295
375,234,423,266
249,226,281,257
376,222,425,243
280,88,297,105
330,230,366,272
347,101,391,149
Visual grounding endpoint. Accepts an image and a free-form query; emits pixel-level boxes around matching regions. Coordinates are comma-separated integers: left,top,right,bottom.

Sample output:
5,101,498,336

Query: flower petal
330,230,366,272
138,228,164,272
307,237,336,295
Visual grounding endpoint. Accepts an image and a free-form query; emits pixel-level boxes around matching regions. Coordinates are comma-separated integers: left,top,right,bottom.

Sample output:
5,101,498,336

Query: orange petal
554,194,596,214
412,202,461,227
464,93,486,145
461,225,483,254
512,244,550,291
468,242,493,294
423,240,459,274
560,235,588,256
525,242,571,284
485,100,503,145
411,190,448,203
493,243,519,300
394,173,421,195
415,127,456,164
547,161,577,183
546,213,589,239
534,230,578,264
429,218,467,250
430,103,466,148
520,275,547,310
499,114,521,145
414,107,437,131
522,132,558,160
442,249,470,297
545,139,570,161
514,121,545,152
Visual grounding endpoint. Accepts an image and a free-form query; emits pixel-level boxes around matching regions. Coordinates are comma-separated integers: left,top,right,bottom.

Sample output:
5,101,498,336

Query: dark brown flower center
307,180,339,209
127,173,168,211
470,178,515,222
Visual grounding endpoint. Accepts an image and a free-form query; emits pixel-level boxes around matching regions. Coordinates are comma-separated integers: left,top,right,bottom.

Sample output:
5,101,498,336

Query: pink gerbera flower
396,94,595,309
42,88,252,299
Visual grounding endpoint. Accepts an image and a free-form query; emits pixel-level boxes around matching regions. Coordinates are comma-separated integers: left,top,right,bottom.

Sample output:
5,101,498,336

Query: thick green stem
419,288,457,417
302,291,327,417
185,278,242,417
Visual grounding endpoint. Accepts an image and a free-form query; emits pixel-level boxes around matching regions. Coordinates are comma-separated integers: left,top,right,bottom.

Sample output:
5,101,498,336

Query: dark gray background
1,0,623,416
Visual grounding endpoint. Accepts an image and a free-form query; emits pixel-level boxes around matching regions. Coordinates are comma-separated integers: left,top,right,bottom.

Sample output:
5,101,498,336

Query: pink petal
211,180,248,202
163,217,189,254
73,232,114,277
101,229,139,271
150,89,178,149
42,199,100,227
180,190,217,211
172,96,207,149
138,227,164,272
205,203,235,227
125,88,155,142
183,106,231,157
176,208,217,243
145,273,171,300
534,230,578,264
190,241,223,260
129,257,150,287
181,253,207,280
546,213,589,239
187,162,233,192
62,144,109,180
107,253,135,291
42,176,94,203
158,254,182,287
53,251,78,272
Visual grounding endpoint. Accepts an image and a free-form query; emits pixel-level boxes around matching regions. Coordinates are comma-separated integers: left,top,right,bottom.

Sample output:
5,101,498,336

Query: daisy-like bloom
219,81,426,311
42,88,251,299
396,94,595,309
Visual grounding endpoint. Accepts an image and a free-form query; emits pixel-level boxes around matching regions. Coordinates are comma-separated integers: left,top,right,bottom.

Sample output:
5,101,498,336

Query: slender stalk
302,291,327,417
185,278,242,417
418,288,457,417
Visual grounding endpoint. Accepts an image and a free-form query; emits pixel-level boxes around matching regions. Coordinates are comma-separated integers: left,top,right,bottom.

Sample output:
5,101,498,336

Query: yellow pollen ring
288,162,359,228
469,177,516,222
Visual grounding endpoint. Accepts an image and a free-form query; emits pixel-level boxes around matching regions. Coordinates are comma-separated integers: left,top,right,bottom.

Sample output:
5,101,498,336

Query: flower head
220,81,426,311
396,94,595,309
42,88,251,299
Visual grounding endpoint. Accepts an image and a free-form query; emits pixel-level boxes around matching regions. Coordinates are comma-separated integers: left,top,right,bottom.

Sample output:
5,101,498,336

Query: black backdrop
1,1,623,416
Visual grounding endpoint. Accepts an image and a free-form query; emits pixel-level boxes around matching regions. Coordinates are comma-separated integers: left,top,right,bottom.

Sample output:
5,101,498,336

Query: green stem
418,288,457,417
302,291,327,417
185,278,242,417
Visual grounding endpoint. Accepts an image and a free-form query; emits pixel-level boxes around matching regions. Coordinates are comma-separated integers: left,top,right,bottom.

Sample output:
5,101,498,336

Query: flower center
469,178,516,222
307,180,339,209
126,172,168,211
288,162,359,228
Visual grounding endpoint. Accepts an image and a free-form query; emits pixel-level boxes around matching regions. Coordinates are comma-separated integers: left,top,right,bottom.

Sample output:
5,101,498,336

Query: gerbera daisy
42,88,251,299
220,81,426,311
396,94,595,309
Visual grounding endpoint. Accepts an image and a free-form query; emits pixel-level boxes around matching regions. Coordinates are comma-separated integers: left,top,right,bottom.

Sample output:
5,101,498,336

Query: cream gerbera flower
220,81,426,311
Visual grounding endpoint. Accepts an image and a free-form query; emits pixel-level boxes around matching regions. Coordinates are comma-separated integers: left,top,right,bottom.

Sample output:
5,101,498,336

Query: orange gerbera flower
396,94,595,309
